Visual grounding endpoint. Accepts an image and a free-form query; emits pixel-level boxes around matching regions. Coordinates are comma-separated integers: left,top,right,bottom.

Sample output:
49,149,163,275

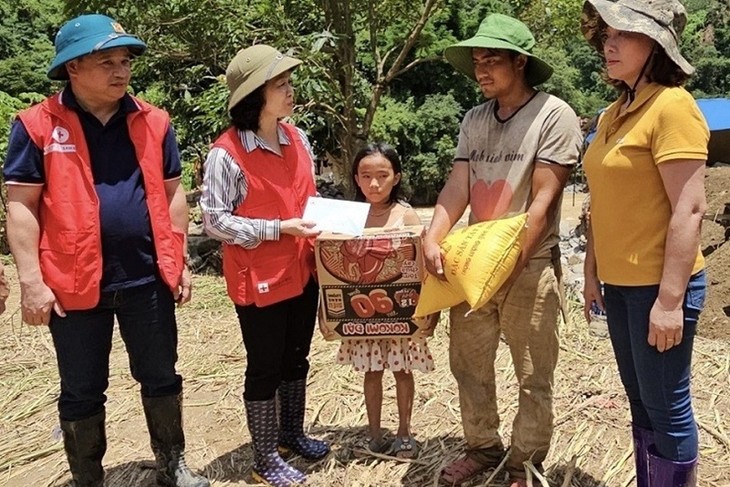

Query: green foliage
536,45,609,116
0,0,62,98
371,93,462,204
2,0,729,201
682,2,730,97
513,0,583,47
0,92,28,157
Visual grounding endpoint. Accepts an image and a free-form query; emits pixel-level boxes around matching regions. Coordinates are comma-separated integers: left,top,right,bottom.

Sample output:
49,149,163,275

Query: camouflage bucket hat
581,0,694,75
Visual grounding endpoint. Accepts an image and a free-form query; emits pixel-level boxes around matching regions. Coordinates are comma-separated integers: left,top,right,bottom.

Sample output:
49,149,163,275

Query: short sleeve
3,119,45,184
454,109,473,163
536,102,582,167
163,125,182,180
652,93,709,165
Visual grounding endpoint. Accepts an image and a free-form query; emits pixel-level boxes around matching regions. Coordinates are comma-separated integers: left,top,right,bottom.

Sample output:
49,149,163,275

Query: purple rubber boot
648,445,697,487
632,424,654,487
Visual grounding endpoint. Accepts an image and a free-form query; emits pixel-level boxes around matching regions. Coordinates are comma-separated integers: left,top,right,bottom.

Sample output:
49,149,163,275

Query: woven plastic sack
414,213,528,317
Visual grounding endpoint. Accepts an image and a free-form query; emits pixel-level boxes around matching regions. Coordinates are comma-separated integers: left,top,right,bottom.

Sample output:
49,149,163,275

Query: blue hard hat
48,14,147,80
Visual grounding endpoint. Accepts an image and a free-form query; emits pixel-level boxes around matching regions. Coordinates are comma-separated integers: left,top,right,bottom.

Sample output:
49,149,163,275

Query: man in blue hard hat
3,14,209,487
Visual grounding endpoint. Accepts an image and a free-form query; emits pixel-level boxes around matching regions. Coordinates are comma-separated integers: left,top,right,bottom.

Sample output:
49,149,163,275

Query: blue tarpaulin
697,98,730,164
696,98,730,131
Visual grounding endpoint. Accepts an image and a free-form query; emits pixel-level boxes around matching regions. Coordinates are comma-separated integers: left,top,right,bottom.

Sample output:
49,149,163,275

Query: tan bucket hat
581,0,694,75
225,44,301,112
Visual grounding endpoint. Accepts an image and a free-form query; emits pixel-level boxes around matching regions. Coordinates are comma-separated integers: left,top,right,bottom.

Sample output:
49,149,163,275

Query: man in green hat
423,13,582,486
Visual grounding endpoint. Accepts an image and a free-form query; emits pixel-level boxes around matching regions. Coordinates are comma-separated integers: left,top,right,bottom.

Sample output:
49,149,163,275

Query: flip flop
392,436,419,459
439,455,491,486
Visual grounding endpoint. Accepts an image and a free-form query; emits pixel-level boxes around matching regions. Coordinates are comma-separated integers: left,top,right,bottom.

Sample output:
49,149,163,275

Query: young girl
330,143,436,459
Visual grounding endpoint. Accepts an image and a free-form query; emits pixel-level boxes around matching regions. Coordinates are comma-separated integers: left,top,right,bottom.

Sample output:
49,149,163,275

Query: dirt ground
0,191,728,487
699,167,730,341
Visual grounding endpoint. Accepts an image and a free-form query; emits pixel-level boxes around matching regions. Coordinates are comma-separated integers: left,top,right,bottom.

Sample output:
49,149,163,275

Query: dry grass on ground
0,262,728,487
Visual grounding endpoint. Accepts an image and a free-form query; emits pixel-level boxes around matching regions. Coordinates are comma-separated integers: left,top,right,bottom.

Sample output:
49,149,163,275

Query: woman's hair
351,142,403,204
646,48,690,87
229,85,266,132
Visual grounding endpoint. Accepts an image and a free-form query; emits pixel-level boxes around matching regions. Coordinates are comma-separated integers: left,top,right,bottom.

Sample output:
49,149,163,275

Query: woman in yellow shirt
581,1,709,486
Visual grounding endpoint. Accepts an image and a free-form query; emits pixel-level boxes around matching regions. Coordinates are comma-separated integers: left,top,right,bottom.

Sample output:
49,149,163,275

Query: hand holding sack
414,213,527,317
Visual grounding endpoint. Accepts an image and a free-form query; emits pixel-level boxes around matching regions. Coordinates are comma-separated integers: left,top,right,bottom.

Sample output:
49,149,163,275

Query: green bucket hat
581,0,694,75
443,13,553,87
225,44,302,113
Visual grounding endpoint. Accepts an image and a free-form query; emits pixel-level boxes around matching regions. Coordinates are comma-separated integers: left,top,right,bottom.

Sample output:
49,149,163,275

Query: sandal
439,455,491,486
391,436,419,459
353,436,391,458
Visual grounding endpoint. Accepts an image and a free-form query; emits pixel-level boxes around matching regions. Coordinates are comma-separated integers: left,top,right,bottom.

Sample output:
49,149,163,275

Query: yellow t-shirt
584,83,709,286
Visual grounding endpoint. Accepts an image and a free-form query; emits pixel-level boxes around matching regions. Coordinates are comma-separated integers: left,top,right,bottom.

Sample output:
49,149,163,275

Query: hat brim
48,34,147,80
227,56,302,113
444,36,554,87
581,0,694,75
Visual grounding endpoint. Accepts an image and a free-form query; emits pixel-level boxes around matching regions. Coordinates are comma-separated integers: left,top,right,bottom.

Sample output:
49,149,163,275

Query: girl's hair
229,85,266,132
351,142,403,204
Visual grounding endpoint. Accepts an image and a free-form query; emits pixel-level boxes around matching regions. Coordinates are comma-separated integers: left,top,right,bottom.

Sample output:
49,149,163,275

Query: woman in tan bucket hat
580,1,709,486
201,45,329,487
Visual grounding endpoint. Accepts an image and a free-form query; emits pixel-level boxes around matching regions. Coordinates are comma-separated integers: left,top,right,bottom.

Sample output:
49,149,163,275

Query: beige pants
449,257,561,477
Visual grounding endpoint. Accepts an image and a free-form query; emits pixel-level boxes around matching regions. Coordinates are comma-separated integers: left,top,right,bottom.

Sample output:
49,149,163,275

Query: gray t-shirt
455,91,581,258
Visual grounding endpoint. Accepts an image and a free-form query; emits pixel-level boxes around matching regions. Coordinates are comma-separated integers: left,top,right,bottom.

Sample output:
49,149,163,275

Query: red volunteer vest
17,93,185,310
213,123,317,307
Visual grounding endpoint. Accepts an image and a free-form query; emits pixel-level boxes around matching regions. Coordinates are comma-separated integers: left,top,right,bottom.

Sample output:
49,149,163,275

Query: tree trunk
321,0,442,196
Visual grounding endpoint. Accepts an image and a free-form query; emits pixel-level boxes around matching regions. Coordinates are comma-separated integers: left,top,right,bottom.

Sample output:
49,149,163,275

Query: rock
567,254,583,266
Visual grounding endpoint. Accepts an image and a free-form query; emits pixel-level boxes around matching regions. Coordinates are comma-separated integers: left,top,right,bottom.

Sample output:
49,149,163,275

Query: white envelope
302,196,370,236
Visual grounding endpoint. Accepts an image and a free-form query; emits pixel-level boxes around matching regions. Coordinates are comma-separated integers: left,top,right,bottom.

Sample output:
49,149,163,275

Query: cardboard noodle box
315,225,425,340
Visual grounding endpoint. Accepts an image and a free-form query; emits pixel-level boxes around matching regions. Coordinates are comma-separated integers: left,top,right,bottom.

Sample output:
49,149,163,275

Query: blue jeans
604,270,705,462
49,279,182,421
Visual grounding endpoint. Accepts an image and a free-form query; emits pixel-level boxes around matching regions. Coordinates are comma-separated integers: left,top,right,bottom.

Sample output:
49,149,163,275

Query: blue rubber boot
246,399,306,486
278,379,330,460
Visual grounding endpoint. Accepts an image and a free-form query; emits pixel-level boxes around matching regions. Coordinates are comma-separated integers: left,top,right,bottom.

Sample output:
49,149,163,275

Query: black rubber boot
245,398,306,486
60,410,106,487
142,394,210,487
278,379,329,460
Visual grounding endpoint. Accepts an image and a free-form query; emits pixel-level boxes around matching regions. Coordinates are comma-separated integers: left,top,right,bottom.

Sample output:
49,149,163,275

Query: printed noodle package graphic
315,226,427,340
413,213,528,317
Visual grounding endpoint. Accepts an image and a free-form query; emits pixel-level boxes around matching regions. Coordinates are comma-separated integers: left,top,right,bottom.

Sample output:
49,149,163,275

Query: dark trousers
236,278,318,401
50,280,182,421
604,270,706,462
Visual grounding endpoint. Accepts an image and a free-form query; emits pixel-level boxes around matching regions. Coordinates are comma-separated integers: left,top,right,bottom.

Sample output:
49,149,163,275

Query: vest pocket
248,255,303,307
39,231,79,293
241,199,280,220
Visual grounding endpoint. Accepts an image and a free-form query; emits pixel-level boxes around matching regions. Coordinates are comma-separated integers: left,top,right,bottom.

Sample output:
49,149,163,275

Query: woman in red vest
200,45,329,487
